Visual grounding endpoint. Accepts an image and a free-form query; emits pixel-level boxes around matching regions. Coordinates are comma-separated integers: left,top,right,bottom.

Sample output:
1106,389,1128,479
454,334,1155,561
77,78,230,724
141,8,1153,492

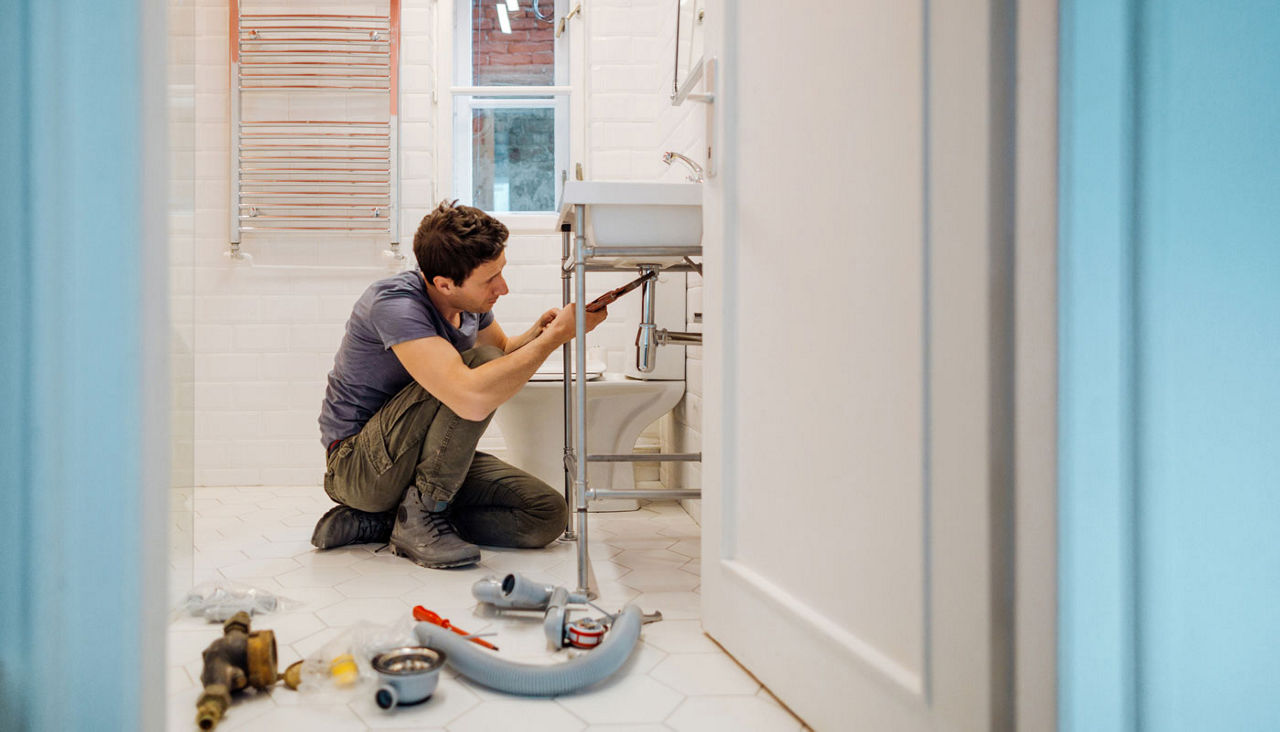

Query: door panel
701,1,1027,729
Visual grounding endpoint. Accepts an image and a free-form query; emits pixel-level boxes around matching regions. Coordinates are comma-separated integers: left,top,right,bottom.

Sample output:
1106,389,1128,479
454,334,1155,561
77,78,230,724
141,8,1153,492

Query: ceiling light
496,4,512,34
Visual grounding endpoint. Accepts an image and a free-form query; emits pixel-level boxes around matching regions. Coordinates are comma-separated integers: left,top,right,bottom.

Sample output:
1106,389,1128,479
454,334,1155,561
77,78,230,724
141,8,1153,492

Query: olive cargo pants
323,345,567,548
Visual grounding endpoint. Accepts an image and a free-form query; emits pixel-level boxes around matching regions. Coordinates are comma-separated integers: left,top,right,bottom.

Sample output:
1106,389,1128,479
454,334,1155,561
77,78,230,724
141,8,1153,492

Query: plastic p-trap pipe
412,604,643,696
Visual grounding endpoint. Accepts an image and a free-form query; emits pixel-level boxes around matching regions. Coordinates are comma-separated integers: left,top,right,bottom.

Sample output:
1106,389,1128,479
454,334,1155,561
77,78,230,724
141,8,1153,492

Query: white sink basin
557,181,703,256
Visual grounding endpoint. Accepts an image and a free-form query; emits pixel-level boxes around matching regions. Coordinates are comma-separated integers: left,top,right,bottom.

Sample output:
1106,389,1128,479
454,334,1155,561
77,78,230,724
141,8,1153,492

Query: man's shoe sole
389,543,480,569
310,506,392,550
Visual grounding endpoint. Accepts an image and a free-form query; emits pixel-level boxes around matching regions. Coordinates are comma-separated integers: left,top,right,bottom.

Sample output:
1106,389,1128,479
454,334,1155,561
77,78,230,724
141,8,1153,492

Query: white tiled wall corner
189,0,703,487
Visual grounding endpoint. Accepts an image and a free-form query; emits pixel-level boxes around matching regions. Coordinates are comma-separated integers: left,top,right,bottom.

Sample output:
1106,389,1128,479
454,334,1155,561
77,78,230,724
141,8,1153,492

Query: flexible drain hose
413,604,643,696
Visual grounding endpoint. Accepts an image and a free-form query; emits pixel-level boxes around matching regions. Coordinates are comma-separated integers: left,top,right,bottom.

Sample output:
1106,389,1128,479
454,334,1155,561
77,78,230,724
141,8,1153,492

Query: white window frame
435,0,586,233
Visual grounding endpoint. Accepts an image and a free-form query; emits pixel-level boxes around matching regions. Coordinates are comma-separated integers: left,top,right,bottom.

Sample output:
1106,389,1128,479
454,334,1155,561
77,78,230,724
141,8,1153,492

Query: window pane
470,0,557,86
470,104,556,212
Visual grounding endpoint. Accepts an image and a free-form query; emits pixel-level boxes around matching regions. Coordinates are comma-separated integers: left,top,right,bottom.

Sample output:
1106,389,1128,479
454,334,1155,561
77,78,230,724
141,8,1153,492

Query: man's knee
521,483,568,547
462,344,505,368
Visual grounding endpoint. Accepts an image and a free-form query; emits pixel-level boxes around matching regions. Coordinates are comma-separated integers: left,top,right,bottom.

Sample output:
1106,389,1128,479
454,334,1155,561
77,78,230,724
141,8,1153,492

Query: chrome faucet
662,151,704,183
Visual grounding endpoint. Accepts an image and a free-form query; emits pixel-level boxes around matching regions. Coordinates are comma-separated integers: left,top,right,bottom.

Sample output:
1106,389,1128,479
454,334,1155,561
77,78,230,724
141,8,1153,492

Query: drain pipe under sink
412,604,644,696
635,265,702,374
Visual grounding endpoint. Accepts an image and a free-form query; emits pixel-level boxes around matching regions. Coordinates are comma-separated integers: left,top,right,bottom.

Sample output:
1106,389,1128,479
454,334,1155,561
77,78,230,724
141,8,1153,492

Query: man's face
451,252,509,313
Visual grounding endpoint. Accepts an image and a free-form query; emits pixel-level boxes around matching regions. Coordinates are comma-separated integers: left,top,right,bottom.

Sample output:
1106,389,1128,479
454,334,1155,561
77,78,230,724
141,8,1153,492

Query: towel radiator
229,3,402,260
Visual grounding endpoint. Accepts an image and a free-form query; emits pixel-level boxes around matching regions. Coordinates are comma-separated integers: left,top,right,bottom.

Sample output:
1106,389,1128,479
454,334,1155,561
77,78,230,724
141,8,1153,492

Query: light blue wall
0,1,166,729
1060,1,1280,730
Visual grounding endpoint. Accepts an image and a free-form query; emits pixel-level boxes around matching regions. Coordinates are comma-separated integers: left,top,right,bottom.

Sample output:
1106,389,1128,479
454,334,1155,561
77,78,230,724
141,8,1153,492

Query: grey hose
413,604,643,696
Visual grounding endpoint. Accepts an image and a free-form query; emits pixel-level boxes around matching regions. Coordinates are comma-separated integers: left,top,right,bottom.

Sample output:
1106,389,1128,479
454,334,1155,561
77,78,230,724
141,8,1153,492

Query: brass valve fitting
195,610,278,730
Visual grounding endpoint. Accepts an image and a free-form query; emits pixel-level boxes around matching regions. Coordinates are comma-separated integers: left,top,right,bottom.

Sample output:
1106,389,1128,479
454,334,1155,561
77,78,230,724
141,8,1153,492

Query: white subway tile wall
190,0,703,494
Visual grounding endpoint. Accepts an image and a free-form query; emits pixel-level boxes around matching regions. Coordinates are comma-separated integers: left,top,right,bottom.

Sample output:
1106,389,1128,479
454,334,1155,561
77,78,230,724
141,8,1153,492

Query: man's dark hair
413,200,508,286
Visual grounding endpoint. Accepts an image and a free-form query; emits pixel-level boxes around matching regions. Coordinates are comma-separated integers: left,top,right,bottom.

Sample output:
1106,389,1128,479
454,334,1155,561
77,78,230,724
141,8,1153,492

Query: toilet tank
625,270,686,380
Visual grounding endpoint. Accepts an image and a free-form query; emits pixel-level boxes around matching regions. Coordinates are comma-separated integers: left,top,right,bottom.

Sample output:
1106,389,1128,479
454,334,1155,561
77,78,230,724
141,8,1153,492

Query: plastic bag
295,616,420,696
179,580,292,622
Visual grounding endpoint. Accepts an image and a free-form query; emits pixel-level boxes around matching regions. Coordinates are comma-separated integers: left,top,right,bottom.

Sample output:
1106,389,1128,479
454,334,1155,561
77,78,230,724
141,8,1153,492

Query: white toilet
495,271,687,511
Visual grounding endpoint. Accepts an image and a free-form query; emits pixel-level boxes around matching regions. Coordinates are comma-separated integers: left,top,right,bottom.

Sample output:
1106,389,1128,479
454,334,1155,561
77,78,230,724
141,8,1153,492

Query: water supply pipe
656,329,702,346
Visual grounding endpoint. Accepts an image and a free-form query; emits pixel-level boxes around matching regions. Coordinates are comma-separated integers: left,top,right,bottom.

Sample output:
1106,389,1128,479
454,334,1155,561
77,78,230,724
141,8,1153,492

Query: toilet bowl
494,359,685,511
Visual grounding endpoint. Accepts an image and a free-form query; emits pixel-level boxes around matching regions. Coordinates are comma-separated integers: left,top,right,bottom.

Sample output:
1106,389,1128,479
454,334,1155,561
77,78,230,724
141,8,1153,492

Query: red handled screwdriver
412,605,499,651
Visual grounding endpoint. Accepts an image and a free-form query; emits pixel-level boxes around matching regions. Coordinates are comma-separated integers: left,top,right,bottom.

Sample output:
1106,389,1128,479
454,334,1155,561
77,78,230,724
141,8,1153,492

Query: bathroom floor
167,486,808,731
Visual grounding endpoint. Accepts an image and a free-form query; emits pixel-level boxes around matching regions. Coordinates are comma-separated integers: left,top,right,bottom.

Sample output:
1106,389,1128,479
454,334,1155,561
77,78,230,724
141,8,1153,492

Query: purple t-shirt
318,270,494,445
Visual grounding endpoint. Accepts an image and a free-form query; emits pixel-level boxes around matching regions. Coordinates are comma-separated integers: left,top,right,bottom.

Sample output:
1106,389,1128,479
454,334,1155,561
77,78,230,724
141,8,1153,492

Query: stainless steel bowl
371,646,446,709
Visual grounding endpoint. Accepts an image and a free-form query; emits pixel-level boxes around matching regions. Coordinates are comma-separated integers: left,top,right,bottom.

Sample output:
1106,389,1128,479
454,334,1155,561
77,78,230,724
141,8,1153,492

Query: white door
699,2,1054,729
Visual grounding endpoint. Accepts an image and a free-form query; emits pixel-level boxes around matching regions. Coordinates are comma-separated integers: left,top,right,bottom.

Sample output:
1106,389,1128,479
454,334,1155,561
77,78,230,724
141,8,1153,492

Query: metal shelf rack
556,209,704,597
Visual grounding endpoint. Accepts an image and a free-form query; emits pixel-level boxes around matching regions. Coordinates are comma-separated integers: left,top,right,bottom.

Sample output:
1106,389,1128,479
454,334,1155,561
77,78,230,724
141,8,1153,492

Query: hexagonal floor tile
628,591,701,621
348,676,480,729
220,557,303,580
618,568,699,594
276,564,362,589
555,674,683,724
610,549,689,572
448,699,586,732
229,701,369,731
314,597,414,627
666,695,805,731
639,619,720,655
650,653,760,696
335,573,424,599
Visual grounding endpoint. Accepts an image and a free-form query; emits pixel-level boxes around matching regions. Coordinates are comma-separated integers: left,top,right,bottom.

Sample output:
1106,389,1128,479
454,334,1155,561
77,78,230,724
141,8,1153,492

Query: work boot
310,505,394,549
389,487,481,568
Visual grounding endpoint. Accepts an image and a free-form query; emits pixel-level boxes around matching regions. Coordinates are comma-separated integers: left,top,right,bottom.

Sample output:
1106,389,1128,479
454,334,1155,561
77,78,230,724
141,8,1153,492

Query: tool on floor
195,611,279,731
585,270,657,312
411,605,499,651
371,646,447,709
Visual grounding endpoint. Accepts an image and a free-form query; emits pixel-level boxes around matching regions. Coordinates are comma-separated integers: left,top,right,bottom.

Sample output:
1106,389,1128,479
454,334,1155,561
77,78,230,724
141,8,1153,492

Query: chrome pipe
239,13,390,20
582,245,702,258
240,167,390,174
240,74,392,81
237,226,392,232
635,266,659,373
239,86,391,92
656,329,702,346
586,489,702,501
573,206,591,596
560,222,575,540
587,452,702,463
240,120,390,126
238,38,392,45
574,263,700,273
238,142,392,149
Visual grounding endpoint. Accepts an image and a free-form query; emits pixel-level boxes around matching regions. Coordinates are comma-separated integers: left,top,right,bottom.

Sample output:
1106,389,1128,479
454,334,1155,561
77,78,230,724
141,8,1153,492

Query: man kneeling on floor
312,201,608,568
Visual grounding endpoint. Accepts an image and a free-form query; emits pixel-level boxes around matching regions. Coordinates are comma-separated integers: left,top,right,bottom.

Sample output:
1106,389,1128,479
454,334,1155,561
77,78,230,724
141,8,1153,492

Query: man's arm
392,304,605,420
476,308,559,354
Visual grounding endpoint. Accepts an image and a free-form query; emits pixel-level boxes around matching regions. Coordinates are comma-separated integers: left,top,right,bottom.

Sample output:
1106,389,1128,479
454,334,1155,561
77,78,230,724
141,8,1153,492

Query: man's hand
543,303,607,345
533,307,558,335
492,307,564,354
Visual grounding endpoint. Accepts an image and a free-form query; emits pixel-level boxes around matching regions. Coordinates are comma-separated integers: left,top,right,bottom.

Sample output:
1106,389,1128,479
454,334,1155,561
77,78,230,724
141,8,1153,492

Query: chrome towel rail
229,2,402,257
